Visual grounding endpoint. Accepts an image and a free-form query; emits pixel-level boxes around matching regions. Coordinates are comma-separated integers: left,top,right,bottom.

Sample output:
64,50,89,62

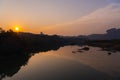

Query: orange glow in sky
0,0,120,35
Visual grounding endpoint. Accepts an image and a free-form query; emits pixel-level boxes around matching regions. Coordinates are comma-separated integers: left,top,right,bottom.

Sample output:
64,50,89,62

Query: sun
15,27,20,32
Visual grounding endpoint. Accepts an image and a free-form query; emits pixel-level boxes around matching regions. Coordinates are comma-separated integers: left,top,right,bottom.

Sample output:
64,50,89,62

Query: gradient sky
0,0,120,35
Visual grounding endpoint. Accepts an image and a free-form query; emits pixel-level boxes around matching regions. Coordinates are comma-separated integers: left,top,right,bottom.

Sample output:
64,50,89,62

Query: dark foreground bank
0,28,120,56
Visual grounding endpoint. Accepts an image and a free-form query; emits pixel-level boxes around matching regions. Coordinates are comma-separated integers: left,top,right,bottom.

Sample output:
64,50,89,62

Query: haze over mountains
19,28,120,40
86,28,120,40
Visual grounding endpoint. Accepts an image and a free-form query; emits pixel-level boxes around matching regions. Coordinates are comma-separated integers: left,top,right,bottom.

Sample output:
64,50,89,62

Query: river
1,46,120,80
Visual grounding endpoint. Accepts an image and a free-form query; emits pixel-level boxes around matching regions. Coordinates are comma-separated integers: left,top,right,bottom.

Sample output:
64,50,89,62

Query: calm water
1,46,120,80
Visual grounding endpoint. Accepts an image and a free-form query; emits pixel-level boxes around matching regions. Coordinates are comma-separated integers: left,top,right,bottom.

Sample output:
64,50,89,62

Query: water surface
1,46,120,80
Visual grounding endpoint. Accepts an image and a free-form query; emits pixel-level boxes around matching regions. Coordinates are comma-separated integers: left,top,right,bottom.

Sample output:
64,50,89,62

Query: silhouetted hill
87,28,120,40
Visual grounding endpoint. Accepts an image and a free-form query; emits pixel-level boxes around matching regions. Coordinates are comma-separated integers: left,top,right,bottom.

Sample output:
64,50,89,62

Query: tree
0,28,5,33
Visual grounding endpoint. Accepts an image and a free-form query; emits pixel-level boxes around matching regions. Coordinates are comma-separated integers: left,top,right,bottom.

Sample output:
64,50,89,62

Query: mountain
86,28,120,40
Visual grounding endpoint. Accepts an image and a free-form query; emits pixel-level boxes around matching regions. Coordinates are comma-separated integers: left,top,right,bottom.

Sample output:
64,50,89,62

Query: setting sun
14,27,20,32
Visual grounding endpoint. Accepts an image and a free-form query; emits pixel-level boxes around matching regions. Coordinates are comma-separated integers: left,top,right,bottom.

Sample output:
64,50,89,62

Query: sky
0,0,120,35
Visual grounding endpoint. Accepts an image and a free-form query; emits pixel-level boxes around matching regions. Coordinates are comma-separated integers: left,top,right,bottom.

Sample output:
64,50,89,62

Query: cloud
42,3,120,35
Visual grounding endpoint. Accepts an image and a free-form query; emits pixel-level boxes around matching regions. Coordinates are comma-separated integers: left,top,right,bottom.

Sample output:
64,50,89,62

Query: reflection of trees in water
0,45,62,80
0,28,67,80
0,54,30,80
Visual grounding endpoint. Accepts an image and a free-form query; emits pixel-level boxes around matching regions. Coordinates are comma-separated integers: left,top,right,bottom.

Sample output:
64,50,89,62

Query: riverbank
87,40,120,51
